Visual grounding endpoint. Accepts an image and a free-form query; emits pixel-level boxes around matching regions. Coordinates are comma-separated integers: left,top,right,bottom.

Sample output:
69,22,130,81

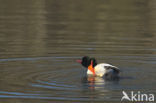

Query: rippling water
0,0,156,103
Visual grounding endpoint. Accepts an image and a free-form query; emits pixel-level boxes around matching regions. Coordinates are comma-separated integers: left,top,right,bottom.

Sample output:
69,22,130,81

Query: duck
77,56,120,79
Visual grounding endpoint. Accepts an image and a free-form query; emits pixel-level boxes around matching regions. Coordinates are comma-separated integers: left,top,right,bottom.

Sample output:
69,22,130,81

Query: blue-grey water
0,0,156,103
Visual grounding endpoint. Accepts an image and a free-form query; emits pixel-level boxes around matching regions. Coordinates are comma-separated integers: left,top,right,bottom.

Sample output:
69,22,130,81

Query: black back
104,66,120,74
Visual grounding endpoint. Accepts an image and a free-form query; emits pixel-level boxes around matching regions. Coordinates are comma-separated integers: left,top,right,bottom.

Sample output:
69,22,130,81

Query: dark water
0,0,156,103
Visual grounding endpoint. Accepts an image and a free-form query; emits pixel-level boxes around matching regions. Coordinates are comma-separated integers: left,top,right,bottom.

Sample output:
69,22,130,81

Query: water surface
0,0,156,103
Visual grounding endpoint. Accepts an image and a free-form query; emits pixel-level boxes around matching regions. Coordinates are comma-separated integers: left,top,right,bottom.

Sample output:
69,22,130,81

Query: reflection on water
0,0,156,103
81,76,119,90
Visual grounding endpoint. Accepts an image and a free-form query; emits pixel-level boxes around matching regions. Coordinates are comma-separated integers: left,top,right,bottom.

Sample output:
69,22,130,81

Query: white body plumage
87,63,120,78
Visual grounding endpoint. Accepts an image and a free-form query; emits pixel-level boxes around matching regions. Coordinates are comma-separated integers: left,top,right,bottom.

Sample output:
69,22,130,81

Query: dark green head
77,56,97,68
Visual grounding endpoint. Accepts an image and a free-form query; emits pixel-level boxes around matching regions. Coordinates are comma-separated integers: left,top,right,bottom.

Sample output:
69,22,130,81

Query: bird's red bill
76,60,82,63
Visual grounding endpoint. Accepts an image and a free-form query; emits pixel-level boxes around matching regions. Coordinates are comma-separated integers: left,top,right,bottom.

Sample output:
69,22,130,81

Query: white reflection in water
81,75,119,91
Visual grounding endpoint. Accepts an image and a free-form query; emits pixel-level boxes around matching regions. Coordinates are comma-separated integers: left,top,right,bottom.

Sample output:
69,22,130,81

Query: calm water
0,0,156,103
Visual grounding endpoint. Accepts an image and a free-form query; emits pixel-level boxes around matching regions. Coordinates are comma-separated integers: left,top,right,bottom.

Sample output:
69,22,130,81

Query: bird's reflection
81,75,119,90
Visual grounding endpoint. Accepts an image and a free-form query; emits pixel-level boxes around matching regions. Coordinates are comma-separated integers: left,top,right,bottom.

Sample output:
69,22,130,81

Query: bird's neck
88,63,95,76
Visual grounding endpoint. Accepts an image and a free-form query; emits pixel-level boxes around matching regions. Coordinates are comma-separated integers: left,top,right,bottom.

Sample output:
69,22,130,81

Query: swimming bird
77,56,120,79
